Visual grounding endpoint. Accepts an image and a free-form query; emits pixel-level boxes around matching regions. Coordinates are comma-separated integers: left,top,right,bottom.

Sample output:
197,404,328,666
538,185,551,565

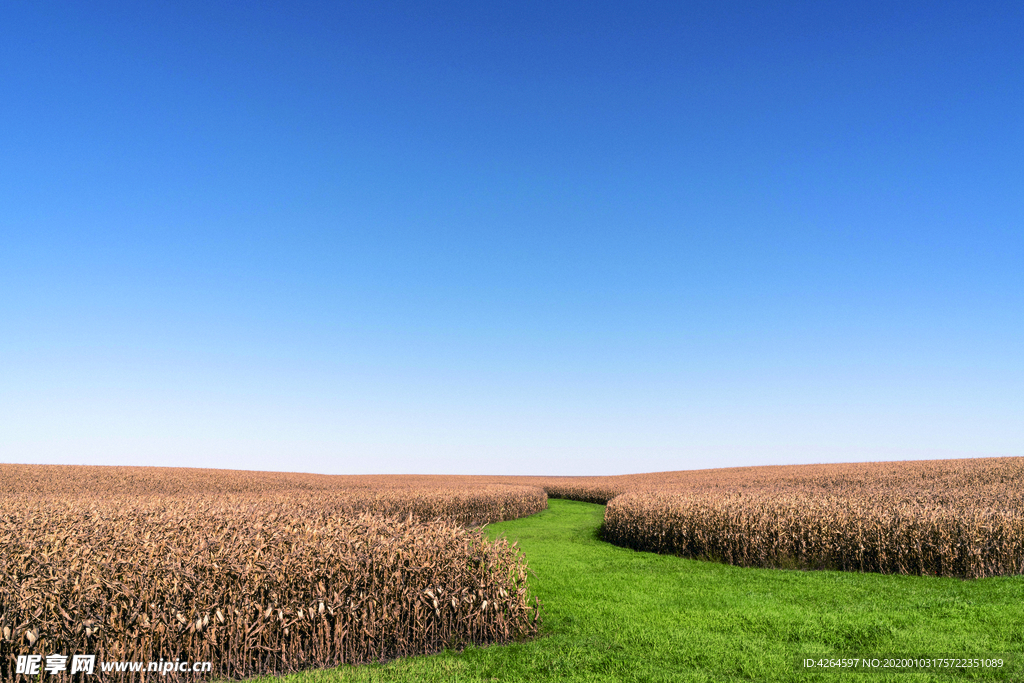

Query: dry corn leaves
0,477,544,681
596,458,1024,578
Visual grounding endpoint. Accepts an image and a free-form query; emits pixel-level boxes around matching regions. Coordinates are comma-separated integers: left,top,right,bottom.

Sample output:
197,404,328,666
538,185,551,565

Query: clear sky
2,1,1021,476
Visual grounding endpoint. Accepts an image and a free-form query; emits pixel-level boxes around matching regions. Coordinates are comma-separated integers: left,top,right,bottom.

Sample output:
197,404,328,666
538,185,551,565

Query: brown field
0,466,546,527
0,467,545,681
3,457,1022,679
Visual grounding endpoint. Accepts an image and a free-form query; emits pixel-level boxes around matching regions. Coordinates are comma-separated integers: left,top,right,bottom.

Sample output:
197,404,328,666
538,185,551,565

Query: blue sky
2,1,1021,475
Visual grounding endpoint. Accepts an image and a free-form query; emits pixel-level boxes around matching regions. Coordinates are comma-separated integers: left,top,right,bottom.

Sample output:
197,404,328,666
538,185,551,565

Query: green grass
244,499,1024,682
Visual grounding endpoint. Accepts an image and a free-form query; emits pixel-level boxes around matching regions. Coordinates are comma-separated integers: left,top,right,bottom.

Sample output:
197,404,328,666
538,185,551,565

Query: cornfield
596,458,1024,578
0,466,547,527
4,457,1023,679
0,467,545,681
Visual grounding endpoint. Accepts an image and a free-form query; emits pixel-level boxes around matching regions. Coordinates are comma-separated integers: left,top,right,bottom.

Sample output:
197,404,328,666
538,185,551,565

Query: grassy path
256,499,1024,682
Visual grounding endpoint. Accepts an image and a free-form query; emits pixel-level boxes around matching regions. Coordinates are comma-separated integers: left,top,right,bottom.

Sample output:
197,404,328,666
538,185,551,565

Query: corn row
598,458,1024,578
0,495,540,681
